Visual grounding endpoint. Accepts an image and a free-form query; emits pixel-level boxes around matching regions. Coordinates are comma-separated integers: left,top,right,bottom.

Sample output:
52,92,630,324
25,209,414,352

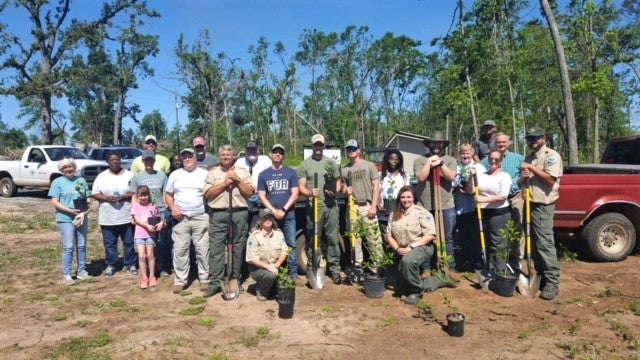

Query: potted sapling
444,294,465,337
490,220,521,297
359,214,395,298
73,180,90,212
277,250,296,319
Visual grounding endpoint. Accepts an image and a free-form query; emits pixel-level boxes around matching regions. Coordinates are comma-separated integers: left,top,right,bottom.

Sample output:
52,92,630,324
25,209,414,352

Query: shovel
517,183,541,297
222,190,239,301
306,173,325,290
432,167,449,278
346,193,364,285
473,175,490,291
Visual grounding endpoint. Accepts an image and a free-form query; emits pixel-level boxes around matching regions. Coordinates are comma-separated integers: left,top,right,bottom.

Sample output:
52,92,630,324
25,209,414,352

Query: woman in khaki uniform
386,186,455,305
246,214,288,301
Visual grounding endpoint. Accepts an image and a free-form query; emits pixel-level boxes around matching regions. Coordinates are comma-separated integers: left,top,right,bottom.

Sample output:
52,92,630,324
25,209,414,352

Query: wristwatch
408,244,415,249
281,207,288,212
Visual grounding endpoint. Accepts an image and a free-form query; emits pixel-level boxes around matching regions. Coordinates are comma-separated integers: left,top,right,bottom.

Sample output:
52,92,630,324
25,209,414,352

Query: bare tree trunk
507,78,518,154
540,0,579,165
593,96,600,162
113,92,124,144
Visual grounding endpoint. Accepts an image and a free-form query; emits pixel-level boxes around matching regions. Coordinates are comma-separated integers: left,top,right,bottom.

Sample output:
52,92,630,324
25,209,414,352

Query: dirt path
0,194,639,359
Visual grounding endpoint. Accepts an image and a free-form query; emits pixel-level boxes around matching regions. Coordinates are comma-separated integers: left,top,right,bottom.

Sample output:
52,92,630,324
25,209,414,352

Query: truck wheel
296,229,308,274
0,177,18,198
582,213,636,262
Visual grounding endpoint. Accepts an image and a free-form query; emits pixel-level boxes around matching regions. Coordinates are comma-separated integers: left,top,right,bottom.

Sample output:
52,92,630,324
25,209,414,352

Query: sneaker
76,271,90,280
140,277,148,289
63,274,75,286
102,265,115,277
203,285,221,298
148,276,157,287
172,284,184,294
540,284,559,300
159,270,170,278
128,266,138,275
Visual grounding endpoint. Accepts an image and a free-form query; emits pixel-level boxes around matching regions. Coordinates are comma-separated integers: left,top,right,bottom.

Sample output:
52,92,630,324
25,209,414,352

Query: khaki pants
172,213,210,286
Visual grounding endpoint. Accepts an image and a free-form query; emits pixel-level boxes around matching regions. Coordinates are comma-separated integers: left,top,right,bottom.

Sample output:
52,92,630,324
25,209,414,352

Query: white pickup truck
0,145,108,197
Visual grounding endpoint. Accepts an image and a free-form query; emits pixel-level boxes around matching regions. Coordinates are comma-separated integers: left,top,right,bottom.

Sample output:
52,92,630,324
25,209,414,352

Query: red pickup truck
554,137,640,262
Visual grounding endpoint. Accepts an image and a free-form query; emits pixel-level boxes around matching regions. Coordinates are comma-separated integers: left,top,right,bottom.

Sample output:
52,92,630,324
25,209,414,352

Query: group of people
50,124,563,304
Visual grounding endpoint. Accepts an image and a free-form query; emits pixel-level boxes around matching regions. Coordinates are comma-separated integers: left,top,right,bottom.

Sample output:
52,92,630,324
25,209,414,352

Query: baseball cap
526,126,545,137
141,150,155,160
144,134,157,143
245,141,258,149
311,134,325,144
192,136,206,147
344,139,359,149
180,148,195,155
271,144,285,152
483,120,496,127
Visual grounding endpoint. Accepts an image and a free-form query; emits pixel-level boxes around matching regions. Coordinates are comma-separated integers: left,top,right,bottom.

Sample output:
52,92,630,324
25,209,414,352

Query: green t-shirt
297,156,340,206
341,160,379,203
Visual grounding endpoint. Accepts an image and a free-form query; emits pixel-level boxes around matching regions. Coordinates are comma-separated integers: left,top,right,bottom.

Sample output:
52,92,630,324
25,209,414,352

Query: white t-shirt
235,155,272,187
165,167,208,217
477,171,511,209
92,169,134,225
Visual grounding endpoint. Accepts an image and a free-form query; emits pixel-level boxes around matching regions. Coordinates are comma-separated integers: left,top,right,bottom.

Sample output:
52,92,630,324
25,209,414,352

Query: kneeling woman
246,214,288,301
386,186,455,304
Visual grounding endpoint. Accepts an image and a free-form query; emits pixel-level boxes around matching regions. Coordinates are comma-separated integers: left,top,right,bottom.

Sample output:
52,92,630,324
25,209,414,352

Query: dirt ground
1,191,639,360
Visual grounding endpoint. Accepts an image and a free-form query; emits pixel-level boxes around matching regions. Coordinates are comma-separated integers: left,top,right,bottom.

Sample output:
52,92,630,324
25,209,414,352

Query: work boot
172,284,184,294
540,284,559,300
332,273,342,285
421,269,432,279
402,293,422,305
203,284,221,298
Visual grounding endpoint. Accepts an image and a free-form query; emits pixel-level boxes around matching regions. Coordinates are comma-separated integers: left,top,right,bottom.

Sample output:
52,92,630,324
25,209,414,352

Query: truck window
602,137,640,165
27,149,45,163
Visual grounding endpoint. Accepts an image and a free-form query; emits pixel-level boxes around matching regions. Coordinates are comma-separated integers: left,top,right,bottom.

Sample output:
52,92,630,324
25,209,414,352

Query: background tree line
0,0,638,164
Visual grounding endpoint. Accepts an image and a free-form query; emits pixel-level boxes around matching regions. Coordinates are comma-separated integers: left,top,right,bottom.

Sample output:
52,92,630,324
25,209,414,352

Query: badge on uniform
546,157,558,165
423,213,433,221
247,239,256,248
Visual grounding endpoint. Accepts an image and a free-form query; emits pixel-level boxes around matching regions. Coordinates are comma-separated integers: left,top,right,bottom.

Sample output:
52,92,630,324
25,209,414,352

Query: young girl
131,185,165,289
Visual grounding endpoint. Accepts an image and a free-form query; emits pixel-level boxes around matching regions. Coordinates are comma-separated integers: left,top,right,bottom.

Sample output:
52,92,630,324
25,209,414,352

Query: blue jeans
58,221,87,275
279,217,298,276
101,223,136,267
156,209,174,273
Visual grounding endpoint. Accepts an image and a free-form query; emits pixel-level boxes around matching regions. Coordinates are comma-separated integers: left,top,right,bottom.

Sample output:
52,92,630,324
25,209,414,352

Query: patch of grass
195,318,216,329
188,296,206,305
567,320,583,336
562,296,588,305
607,318,640,350
109,299,127,308
557,339,611,359
208,353,230,360
238,327,272,348
30,293,46,301
179,306,204,316
319,305,339,314
31,246,58,261
179,290,192,296
2,297,15,303
320,324,330,335
415,299,435,321
626,300,640,316
558,243,578,264
0,215,58,233
518,329,532,339
596,287,623,298
375,316,395,329
45,332,113,359
53,315,67,321
74,320,92,328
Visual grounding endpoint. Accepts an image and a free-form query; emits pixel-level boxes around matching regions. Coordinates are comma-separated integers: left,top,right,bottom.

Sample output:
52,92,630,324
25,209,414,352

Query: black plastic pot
73,198,89,212
277,287,295,319
491,273,518,297
446,313,465,337
363,274,386,299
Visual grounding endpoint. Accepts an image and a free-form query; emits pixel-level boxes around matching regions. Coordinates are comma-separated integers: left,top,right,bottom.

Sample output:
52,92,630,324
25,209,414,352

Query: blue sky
3,0,626,138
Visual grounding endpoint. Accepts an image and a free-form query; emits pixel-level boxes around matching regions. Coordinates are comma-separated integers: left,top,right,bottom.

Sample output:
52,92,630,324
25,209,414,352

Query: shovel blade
517,273,541,298
307,266,324,290
475,269,490,291
222,279,239,301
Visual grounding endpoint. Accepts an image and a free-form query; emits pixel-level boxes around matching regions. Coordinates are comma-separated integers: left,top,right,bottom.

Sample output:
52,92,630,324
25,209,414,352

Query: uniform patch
423,213,433,221
247,239,256,248
546,157,558,165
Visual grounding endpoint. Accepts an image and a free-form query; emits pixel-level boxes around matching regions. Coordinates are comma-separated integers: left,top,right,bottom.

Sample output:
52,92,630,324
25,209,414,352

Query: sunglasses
526,135,543,142
488,157,502,163
145,140,157,145
345,146,358,153
271,150,284,155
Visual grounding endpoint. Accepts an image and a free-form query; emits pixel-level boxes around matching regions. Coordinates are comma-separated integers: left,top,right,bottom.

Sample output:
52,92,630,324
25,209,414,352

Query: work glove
73,212,88,228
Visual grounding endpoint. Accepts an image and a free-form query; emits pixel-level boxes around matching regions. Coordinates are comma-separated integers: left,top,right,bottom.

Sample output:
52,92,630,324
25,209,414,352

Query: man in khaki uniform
518,126,563,300
203,145,254,298
341,139,384,271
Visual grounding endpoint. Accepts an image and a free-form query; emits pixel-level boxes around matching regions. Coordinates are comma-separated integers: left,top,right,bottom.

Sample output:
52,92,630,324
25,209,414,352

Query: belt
208,207,248,214
355,200,370,206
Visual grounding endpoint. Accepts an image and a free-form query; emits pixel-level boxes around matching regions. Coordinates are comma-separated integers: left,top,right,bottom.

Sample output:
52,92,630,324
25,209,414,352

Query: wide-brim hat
423,130,450,147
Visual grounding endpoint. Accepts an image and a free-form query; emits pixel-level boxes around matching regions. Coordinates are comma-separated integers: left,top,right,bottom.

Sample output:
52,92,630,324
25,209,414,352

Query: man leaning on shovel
518,126,562,301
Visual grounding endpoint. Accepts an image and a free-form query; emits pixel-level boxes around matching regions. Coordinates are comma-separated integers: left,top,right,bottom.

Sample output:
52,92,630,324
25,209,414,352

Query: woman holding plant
386,186,456,305
246,214,288,301
467,150,512,273
379,149,410,222
48,158,91,286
